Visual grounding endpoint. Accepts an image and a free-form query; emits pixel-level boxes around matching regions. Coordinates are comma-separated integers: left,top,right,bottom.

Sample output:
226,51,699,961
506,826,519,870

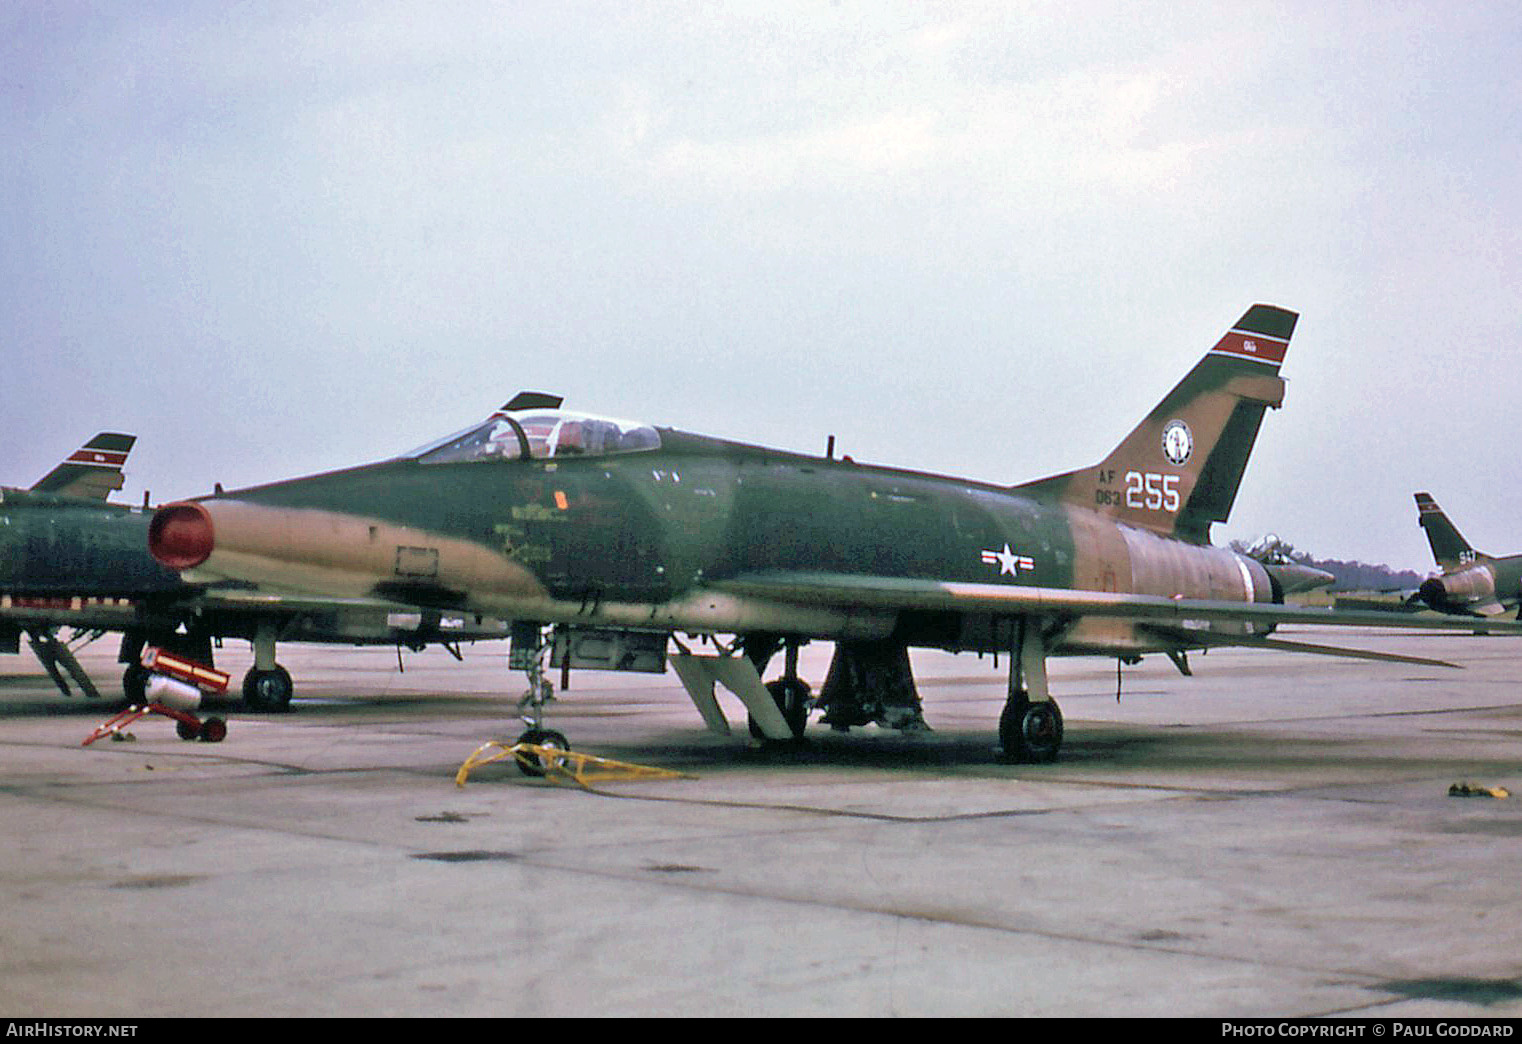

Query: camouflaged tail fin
1015,305,1298,543
29,433,137,502
1415,493,1480,568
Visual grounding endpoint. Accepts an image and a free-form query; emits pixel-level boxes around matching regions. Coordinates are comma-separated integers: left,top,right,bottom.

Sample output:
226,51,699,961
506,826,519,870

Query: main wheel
122,664,149,705
999,698,1064,763
243,665,294,712
748,678,811,740
515,728,571,777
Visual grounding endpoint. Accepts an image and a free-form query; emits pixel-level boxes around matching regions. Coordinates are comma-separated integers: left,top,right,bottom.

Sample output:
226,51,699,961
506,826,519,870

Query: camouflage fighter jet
1412,492,1522,618
147,306,1522,761
1,433,168,698
2,433,509,706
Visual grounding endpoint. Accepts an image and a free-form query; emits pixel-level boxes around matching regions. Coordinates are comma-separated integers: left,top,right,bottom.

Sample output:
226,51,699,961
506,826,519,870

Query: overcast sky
4,2,1519,571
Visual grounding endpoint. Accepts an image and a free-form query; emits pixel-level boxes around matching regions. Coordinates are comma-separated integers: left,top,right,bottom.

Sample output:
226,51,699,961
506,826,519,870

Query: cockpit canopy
407,400,661,465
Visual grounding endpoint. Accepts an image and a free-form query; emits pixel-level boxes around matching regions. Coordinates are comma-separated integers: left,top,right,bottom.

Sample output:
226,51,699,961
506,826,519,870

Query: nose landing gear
511,626,570,776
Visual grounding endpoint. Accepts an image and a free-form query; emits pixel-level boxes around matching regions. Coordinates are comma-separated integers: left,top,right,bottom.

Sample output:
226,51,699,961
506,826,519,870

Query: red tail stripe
65,450,129,466
1209,329,1288,365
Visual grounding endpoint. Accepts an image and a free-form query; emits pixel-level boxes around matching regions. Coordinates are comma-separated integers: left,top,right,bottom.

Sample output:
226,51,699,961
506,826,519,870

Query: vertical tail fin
1016,305,1298,543
29,433,137,501
1414,492,1479,568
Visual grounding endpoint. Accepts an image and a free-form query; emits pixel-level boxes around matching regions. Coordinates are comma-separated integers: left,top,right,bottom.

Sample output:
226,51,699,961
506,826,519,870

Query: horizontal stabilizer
1140,625,1459,669
1333,594,1424,614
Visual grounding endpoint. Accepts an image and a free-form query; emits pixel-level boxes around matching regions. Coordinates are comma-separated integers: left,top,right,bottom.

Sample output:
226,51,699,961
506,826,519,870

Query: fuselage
1419,554,1522,617
159,427,1278,656
0,489,185,597
0,487,507,654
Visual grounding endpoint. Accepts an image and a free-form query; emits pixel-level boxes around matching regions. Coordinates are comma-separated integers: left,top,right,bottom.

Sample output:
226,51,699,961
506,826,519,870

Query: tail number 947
1121,471,1180,512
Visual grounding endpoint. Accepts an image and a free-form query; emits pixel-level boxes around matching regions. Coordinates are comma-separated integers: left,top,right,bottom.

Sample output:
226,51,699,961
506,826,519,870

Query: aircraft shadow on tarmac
12,669,1522,787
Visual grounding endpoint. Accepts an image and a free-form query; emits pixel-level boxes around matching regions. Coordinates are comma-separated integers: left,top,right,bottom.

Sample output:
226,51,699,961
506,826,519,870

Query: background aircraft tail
29,433,136,501
1414,492,1479,568
1016,304,1298,543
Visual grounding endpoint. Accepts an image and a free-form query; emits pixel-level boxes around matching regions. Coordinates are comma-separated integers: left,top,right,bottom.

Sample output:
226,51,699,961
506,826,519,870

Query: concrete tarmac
2,628,1521,1018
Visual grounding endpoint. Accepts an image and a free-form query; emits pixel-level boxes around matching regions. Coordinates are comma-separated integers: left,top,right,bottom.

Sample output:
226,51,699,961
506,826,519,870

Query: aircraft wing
181,588,515,645
1,586,511,651
0,589,428,632
185,588,427,614
714,571,1522,636
0,595,146,630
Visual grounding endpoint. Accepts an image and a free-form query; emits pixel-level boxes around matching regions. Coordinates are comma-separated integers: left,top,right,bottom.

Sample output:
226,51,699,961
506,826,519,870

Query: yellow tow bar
456,741,694,788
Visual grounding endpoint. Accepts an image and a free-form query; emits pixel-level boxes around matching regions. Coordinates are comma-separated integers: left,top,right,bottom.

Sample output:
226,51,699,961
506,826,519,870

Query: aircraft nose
149,502,215,569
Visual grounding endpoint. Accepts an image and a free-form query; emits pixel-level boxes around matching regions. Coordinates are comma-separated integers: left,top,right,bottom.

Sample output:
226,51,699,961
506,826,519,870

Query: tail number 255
1125,471,1180,513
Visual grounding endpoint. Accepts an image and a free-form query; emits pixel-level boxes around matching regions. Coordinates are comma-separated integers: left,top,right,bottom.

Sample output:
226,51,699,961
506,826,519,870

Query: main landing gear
744,636,811,741
666,635,931,743
243,665,293,712
242,622,293,712
999,620,1063,762
816,639,928,733
126,624,294,712
755,626,1060,761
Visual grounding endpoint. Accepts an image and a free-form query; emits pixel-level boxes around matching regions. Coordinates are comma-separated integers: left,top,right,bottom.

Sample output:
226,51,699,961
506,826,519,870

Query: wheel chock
456,741,693,787
1448,781,1511,798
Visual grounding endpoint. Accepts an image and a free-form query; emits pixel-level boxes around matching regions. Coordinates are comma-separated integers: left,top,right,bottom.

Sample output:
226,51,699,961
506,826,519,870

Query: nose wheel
514,727,571,777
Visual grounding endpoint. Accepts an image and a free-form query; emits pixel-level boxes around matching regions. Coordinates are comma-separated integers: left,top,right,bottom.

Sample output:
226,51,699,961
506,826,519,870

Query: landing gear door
551,628,667,674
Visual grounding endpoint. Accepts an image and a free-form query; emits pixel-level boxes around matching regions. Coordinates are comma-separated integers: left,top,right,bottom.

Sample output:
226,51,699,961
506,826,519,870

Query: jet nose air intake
149,502,215,569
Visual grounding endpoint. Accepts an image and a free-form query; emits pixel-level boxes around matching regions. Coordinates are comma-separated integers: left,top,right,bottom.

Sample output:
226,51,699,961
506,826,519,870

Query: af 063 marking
1125,471,1180,513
